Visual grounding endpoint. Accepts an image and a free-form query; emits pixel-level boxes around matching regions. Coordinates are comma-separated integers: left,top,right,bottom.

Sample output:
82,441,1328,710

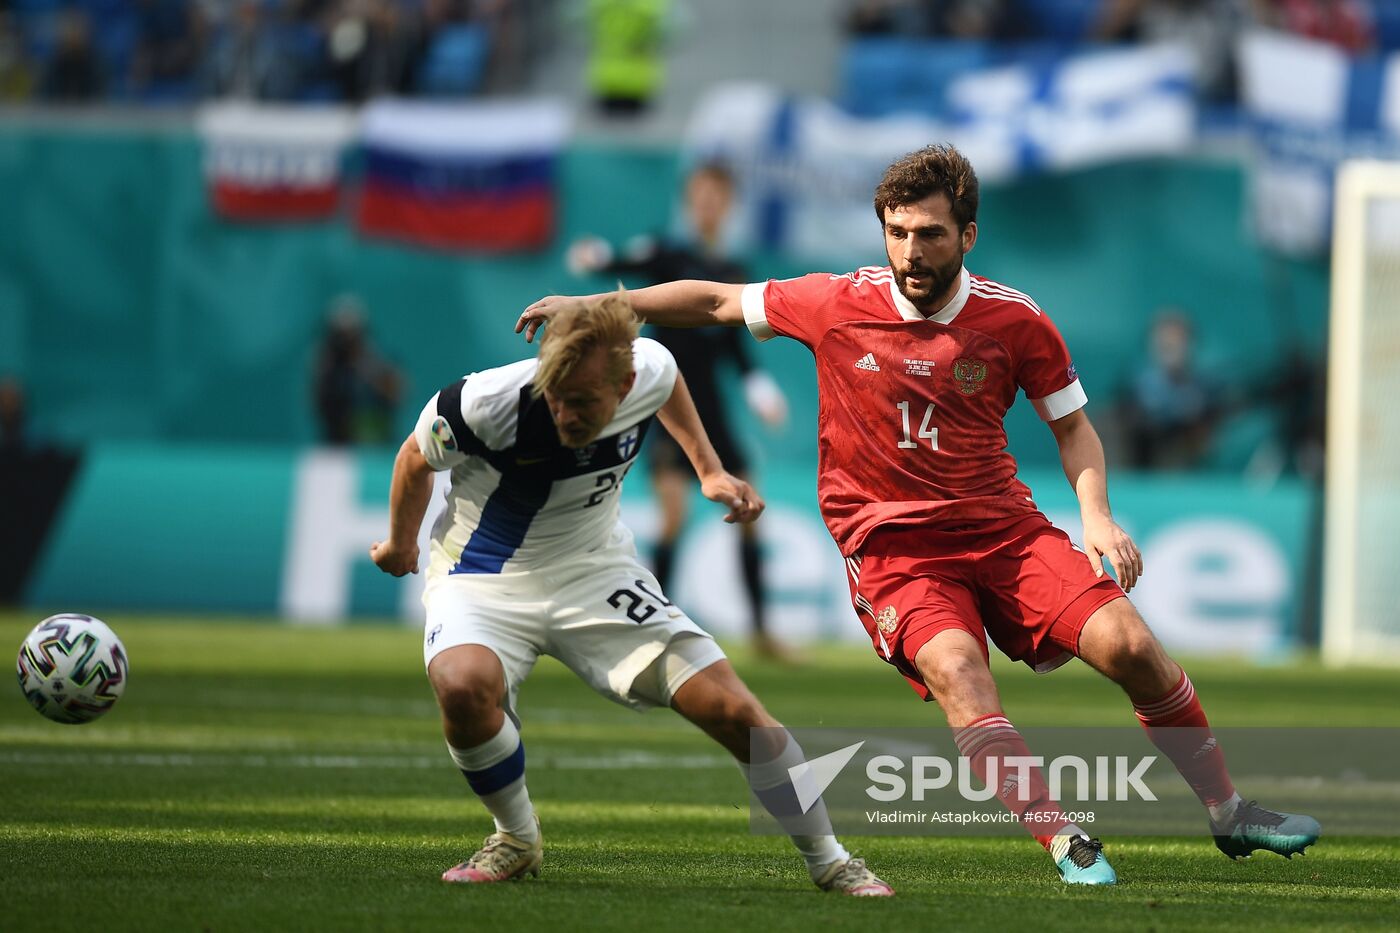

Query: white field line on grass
154,692,684,725
0,748,735,771
4,749,1400,802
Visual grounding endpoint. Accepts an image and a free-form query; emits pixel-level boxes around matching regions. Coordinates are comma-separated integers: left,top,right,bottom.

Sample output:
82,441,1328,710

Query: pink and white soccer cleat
442,818,542,883
815,856,895,896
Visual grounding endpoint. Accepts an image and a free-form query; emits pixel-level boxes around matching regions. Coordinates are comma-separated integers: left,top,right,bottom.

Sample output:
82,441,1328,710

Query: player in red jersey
518,144,1319,884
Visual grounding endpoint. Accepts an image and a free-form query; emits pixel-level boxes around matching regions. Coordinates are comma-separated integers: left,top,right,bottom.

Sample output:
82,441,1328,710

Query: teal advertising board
25,445,1315,657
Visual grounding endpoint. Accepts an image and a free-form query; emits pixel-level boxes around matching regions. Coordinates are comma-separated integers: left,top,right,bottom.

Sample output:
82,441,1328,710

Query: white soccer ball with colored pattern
16,614,128,724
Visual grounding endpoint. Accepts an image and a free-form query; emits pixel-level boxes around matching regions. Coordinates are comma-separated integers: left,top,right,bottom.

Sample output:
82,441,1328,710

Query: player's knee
733,693,771,731
433,673,504,723
706,686,765,731
1107,626,1170,686
920,651,990,699
692,685,772,755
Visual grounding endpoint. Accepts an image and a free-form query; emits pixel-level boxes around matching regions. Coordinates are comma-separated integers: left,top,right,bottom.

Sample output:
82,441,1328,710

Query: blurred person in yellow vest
0,12,34,101
587,0,668,115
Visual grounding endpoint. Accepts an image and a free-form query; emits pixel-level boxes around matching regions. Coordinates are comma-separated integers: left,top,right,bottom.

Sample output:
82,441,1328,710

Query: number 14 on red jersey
896,400,939,450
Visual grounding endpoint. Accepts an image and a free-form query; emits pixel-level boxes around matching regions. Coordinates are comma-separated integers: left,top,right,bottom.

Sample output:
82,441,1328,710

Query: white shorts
422,537,725,717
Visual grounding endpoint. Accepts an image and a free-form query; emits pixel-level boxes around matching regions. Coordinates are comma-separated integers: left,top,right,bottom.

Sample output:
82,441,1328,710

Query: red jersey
742,265,1086,556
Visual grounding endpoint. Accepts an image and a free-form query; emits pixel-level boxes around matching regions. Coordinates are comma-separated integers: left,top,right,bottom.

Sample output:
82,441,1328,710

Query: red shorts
844,513,1124,700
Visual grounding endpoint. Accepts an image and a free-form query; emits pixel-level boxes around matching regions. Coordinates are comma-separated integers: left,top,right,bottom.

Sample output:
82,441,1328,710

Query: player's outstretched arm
1047,409,1143,592
369,432,435,576
517,280,747,343
657,371,764,524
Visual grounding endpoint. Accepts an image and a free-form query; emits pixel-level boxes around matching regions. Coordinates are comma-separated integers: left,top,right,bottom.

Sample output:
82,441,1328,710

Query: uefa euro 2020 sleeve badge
431,416,458,451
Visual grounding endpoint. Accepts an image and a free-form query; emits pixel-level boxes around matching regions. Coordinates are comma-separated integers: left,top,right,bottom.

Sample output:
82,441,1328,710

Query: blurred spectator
1253,345,1326,481
1251,0,1374,53
204,0,296,99
567,161,792,660
1095,0,1246,101
312,295,403,447
0,375,80,605
844,0,928,35
325,0,429,101
41,8,103,103
1117,310,1223,470
934,0,1028,39
586,0,669,115
0,11,33,101
843,0,1025,38
0,376,25,454
131,0,206,98
0,0,535,104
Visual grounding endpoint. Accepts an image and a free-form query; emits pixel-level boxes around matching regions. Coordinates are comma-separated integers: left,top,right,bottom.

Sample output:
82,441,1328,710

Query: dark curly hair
873,144,979,232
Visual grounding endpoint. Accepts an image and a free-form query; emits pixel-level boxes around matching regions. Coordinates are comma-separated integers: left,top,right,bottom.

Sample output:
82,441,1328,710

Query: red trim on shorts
1050,579,1126,656
891,613,990,702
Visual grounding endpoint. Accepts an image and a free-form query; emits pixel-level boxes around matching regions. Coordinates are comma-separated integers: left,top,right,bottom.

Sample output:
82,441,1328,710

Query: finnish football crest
430,416,457,451
876,605,898,634
952,358,989,395
616,426,640,460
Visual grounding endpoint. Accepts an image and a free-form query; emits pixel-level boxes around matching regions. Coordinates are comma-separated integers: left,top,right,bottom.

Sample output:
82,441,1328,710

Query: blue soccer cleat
1212,799,1321,860
1056,836,1118,885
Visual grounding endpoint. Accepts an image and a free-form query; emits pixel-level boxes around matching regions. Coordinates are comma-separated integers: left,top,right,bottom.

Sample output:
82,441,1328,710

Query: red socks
951,671,1235,850
953,713,1074,849
1133,670,1236,807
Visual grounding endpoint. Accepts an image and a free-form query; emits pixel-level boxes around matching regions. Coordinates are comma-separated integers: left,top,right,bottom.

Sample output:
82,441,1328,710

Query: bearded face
881,193,975,313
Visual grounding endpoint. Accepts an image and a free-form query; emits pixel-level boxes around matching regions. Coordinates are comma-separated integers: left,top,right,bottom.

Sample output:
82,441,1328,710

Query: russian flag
355,100,570,252
198,104,356,222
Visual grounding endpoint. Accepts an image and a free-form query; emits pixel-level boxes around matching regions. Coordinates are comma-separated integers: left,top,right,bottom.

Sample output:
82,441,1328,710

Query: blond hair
532,291,641,397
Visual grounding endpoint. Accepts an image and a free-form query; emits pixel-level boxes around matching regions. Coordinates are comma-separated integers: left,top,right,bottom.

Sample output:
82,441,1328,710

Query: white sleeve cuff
633,337,679,408
1031,379,1088,421
741,281,774,342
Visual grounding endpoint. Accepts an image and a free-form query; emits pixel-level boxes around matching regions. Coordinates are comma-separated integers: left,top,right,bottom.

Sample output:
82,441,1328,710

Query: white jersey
414,338,678,578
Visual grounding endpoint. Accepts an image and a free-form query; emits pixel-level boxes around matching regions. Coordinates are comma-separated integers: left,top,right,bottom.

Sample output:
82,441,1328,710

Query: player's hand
369,539,420,577
743,371,789,429
565,236,613,277
1081,514,1142,593
517,295,587,343
700,472,765,524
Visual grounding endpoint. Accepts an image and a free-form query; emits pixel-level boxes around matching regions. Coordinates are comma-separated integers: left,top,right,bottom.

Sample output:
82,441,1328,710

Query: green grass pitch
3,612,1399,931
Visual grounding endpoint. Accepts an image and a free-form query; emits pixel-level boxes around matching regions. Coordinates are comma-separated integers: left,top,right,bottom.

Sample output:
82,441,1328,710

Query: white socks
447,717,538,844
739,731,851,879
1049,827,1087,861
1208,792,1243,828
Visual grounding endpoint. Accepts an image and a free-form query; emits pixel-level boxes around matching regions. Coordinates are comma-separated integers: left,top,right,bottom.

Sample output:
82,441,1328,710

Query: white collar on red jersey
888,265,970,325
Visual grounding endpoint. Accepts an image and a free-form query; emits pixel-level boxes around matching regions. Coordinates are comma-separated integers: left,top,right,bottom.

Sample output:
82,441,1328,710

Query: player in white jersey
370,293,892,895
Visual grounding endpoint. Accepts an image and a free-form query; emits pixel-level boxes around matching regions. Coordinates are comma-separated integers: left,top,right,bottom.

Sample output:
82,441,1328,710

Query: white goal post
1323,160,1400,665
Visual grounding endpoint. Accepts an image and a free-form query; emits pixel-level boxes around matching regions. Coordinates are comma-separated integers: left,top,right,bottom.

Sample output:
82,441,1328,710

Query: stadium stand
0,0,524,103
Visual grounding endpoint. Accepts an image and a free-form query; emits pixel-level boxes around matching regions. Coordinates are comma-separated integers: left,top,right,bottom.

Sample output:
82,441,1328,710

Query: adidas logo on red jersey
854,353,880,372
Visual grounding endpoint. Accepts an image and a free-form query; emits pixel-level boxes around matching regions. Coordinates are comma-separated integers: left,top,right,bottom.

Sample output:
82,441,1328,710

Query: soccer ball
15,614,128,724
